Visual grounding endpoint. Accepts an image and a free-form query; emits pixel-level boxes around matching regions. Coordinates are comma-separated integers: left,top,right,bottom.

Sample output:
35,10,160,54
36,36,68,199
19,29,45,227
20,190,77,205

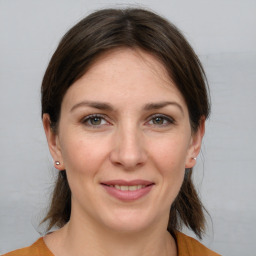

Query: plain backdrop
0,0,256,255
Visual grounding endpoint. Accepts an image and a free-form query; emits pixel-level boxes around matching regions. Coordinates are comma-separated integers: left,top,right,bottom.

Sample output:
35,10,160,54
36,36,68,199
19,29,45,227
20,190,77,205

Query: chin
99,207,160,234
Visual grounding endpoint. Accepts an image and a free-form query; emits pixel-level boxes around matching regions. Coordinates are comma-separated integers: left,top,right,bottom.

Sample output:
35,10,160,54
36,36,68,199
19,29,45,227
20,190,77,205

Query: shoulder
2,238,54,256
175,232,221,256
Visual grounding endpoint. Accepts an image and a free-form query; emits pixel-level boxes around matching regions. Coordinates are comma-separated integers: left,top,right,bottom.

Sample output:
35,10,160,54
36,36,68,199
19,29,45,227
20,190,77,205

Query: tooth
112,185,147,191
128,185,137,191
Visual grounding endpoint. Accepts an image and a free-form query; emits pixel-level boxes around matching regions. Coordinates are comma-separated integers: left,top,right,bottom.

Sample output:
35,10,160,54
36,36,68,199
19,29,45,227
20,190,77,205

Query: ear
43,114,65,170
185,117,205,168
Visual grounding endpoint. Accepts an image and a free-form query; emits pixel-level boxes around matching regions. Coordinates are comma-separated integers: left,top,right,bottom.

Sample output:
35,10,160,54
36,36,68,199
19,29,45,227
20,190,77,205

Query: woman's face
44,48,204,233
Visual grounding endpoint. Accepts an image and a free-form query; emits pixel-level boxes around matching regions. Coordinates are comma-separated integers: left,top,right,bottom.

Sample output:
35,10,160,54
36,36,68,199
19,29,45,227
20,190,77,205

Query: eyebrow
70,101,114,112
144,101,184,115
70,100,184,114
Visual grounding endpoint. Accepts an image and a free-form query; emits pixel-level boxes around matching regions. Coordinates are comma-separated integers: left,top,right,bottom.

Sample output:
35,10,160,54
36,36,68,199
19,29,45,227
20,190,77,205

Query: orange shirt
3,232,220,256
175,232,221,256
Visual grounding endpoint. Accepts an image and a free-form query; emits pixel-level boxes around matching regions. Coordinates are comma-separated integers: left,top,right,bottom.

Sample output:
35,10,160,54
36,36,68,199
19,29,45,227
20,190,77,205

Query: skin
43,48,205,256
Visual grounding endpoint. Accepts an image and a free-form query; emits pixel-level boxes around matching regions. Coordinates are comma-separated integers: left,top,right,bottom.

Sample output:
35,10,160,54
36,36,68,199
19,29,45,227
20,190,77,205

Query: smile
101,180,154,201
106,185,146,191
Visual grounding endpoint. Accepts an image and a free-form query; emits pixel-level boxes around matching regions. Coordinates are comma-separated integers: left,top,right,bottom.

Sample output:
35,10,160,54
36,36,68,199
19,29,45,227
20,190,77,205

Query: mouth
104,184,148,191
100,180,155,201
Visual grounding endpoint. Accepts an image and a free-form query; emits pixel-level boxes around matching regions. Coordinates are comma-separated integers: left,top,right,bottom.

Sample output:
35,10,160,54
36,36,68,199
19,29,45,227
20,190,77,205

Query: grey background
0,0,256,255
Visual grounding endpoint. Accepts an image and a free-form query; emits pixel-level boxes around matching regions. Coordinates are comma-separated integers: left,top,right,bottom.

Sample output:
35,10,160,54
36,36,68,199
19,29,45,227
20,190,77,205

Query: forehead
62,48,187,111
86,48,172,87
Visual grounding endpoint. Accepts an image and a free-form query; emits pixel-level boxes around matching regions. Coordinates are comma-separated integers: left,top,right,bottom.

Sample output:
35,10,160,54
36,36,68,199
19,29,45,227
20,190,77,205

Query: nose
109,124,147,170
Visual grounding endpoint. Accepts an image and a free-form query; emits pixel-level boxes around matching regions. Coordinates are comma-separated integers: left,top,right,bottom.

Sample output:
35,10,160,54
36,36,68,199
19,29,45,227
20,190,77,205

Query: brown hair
41,8,210,239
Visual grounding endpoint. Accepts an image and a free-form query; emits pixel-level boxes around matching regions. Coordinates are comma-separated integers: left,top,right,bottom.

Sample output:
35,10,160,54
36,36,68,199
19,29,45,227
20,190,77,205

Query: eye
152,116,166,125
146,114,175,127
81,114,109,127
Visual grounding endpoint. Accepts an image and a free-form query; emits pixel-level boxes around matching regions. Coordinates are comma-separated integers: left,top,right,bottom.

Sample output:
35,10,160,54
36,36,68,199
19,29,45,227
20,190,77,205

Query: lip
101,179,154,186
101,179,155,201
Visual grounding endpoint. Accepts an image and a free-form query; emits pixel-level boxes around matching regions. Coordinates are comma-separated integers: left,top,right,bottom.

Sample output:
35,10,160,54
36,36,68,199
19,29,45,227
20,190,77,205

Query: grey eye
89,116,102,125
152,117,165,125
147,114,175,127
82,115,108,127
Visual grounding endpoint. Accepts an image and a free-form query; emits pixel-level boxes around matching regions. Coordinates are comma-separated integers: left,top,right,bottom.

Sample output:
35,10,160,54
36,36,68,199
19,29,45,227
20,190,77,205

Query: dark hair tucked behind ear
41,8,210,239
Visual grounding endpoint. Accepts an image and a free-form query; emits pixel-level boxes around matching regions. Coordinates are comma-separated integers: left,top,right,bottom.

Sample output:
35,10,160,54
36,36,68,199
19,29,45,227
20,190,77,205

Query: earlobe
185,117,205,169
42,114,64,170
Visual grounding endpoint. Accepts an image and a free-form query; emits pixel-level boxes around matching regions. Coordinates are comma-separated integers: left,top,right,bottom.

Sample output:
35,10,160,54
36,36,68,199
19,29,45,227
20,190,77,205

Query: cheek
150,135,190,172
60,134,109,175
149,136,188,199
59,135,110,204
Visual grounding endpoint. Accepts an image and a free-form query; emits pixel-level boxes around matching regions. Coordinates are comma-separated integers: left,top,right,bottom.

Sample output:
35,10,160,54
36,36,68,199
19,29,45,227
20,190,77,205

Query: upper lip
101,179,154,186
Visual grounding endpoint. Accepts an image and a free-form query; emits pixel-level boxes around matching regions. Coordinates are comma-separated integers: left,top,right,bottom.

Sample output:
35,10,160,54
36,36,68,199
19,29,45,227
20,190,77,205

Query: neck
45,210,177,256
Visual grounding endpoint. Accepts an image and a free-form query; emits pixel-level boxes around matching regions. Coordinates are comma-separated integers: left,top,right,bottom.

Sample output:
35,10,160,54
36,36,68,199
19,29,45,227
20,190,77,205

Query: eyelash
146,114,175,127
81,114,110,128
81,114,175,128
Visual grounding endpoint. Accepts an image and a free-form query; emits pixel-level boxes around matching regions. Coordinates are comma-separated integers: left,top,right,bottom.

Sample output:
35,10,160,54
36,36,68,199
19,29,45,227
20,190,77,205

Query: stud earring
192,157,197,160
55,161,60,165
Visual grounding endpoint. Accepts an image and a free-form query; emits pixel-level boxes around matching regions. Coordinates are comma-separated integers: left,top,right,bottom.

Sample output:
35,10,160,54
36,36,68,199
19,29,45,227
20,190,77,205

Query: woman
4,8,220,256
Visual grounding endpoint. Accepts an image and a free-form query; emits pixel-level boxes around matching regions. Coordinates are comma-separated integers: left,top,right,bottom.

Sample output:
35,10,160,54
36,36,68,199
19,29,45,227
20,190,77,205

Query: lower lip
102,184,154,201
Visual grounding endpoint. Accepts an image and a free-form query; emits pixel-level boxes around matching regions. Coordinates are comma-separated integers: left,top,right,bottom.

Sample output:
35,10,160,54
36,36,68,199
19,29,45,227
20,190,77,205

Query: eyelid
145,113,176,126
80,113,175,128
81,113,111,127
